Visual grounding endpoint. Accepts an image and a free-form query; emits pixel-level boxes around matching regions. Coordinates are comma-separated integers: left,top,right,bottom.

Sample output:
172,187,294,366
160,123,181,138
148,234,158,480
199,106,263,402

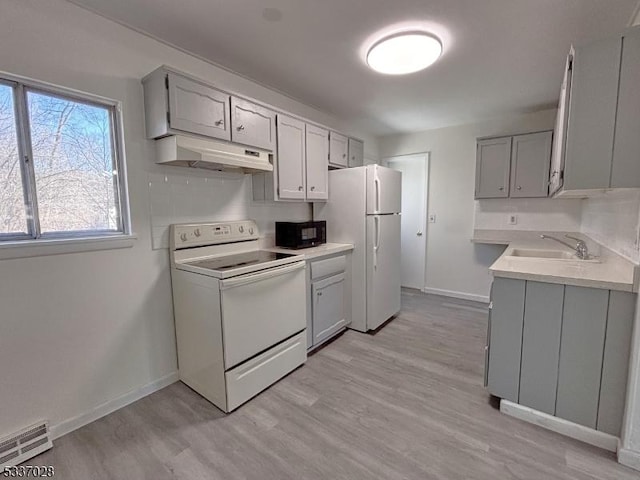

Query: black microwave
275,221,326,249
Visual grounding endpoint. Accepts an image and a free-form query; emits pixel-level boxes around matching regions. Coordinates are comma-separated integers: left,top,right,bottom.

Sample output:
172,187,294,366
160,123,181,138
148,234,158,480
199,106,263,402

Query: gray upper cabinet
305,124,329,201
143,68,230,141
230,97,276,151
476,131,553,199
553,26,640,196
276,114,306,200
563,37,621,192
475,137,512,198
611,28,640,188
329,132,349,168
510,131,552,198
348,138,364,168
167,73,231,141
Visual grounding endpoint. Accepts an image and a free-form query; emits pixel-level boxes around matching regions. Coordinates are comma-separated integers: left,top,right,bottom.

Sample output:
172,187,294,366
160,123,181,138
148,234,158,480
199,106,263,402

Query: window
0,76,129,242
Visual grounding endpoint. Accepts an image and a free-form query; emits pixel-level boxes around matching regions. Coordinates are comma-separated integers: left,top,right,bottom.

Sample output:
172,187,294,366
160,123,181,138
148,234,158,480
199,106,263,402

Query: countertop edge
265,243,354,261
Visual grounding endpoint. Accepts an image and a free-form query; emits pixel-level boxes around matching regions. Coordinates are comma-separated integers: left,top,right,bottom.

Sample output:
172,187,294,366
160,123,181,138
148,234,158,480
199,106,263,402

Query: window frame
0,72,132,244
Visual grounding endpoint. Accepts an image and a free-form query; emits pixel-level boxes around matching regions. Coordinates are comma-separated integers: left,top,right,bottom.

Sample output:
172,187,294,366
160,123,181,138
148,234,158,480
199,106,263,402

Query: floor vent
0,422,52,467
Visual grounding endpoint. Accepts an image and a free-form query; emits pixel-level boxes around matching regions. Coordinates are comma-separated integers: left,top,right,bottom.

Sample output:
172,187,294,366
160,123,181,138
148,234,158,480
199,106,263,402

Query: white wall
378,109,564,300
581,190,640,263
475,198,582,232
0,0,367,438
148,170,310,249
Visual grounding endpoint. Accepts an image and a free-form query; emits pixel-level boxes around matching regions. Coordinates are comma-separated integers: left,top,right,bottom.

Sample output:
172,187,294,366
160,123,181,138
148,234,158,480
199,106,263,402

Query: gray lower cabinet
486,277,636,436
487,278,525,402
307,254,351,350
518,281,563,415
555,286,609,428
598,291,636,435
312,273,346,345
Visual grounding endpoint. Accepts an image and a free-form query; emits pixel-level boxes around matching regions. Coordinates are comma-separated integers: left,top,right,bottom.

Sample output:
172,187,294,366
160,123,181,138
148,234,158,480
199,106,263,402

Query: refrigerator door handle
374,174,381,213
374,216,380,270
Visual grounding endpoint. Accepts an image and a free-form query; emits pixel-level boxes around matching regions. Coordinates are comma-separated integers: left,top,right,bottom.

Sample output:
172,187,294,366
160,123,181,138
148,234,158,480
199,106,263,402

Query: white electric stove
170,220,307,412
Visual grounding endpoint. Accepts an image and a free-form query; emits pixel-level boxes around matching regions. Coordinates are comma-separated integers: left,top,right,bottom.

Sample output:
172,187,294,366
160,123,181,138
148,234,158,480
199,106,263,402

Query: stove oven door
220,261,306,369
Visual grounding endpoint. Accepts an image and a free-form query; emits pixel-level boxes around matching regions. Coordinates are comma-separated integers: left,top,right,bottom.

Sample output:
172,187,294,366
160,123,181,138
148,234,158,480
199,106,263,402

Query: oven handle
220,261,306,290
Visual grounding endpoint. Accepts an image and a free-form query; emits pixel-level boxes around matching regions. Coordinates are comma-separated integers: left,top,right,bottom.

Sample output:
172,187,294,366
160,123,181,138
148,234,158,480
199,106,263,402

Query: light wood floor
34,289,638,479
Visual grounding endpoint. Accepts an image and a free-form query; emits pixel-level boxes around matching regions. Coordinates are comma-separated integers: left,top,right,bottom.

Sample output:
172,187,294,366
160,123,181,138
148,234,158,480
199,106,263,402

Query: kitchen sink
508,249,600,262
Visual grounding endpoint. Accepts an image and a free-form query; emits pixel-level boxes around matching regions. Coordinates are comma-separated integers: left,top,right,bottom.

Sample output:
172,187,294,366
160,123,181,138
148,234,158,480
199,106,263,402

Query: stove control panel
171,220,259,249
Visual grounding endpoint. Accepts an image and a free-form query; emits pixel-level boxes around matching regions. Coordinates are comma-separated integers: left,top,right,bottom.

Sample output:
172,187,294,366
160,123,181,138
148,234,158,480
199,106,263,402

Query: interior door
230,96,276,151
550,51,572,195
387,155,428,289
366,214,401,330
167,73,230,140
305,124,329,200
366,165,402,214
277,114,306,200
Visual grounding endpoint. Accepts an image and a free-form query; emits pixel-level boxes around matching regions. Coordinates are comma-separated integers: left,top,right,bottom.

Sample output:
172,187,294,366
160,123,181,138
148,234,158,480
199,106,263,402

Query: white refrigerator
314,164,401,332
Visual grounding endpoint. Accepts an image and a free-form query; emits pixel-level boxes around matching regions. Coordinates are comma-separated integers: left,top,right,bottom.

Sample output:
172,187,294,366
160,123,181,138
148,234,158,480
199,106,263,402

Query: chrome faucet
540,234,590,260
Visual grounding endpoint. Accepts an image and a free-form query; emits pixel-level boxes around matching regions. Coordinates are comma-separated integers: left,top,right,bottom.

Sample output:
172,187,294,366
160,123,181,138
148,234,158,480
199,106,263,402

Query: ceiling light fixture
366,31,442,75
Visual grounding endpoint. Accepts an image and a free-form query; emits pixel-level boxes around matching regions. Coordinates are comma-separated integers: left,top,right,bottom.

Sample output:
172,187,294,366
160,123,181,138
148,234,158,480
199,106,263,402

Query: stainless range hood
155,135,274,173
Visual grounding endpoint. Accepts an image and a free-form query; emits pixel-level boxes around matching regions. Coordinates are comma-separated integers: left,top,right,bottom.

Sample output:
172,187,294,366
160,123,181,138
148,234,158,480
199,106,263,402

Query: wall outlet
428,214,436,223
508,214,518,225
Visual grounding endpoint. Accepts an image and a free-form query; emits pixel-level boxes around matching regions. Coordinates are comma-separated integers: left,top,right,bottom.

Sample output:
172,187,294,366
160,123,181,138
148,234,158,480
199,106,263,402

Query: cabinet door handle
237,124,245,131
298,186,303,191
317,291,323,296
516,186,522,190
498,187,504,191
310,186,315,191
215,120,224,126
342,153,346,158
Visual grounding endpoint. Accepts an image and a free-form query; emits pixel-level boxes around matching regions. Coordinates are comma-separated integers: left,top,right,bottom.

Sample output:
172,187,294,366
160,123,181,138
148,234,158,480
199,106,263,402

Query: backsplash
148,170,311,249
474,198,583,232
581,190,640,264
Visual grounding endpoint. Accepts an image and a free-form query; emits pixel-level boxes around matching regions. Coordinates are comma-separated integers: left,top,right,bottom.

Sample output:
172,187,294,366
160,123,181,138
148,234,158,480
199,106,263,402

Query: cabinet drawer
311,255,346,280
226,331,306,412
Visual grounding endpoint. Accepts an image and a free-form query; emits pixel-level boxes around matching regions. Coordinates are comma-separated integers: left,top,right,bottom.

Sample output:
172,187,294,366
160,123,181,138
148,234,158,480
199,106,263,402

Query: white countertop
265,243,354,261
476,230,639,292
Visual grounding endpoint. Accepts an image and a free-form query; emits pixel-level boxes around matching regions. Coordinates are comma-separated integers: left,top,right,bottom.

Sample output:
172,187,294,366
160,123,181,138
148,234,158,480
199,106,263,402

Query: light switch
508,214,518,225
428,214,436,223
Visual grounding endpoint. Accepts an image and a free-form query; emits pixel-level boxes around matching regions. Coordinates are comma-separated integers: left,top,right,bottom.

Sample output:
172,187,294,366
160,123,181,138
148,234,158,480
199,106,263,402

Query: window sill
0,234,137,260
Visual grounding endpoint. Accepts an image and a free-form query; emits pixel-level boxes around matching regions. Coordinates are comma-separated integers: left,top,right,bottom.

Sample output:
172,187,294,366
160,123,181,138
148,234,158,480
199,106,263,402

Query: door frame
384,153,430,290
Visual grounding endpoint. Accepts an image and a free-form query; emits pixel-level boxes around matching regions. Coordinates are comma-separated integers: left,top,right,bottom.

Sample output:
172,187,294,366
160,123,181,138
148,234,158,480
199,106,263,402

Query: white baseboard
500,400,618,452
618,447,640,471
50,371,179,440
422,287,490,304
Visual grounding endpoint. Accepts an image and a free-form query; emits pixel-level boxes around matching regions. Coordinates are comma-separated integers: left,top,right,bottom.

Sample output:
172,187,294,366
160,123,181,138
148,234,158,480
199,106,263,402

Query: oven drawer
220,261,306,369
310,255,346,280
226,331,306,411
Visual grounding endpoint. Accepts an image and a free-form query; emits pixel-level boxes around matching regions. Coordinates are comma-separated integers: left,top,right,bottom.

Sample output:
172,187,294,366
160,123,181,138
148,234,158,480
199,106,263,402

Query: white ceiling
68,0,640,136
